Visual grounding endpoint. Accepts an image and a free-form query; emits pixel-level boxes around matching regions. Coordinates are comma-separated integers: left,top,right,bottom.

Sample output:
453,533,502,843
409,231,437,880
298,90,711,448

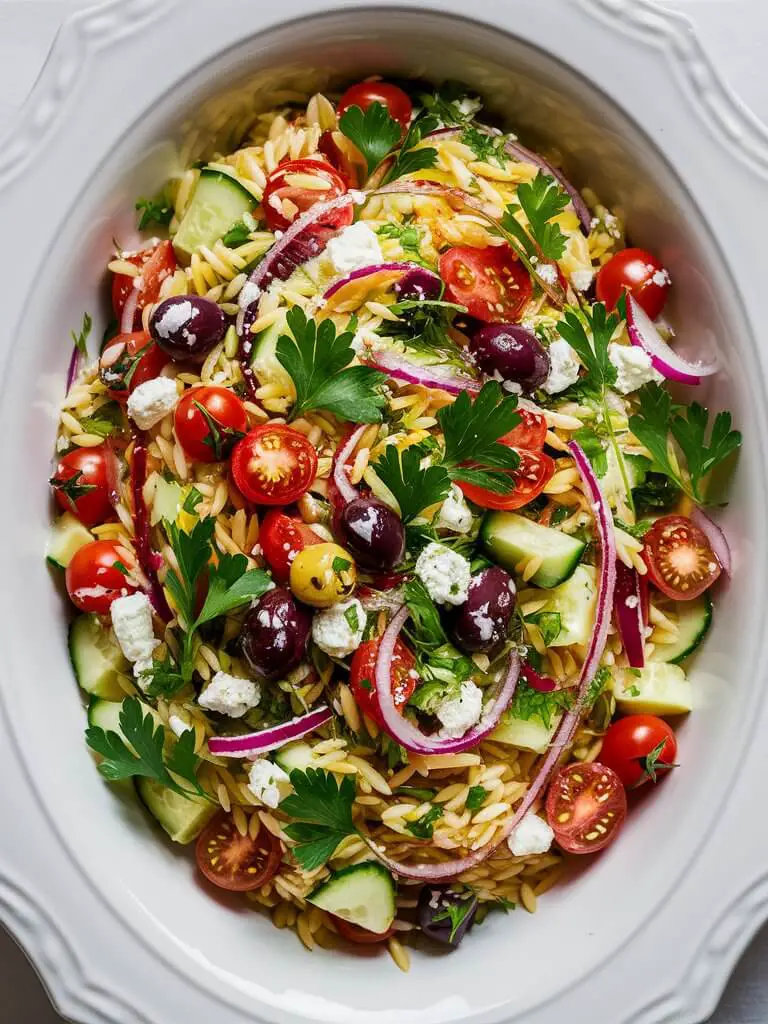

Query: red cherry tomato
262,158,351,233
499,407,547,451
595,247,669,321
174,386,248,463
51,445,115,527
231,425,318,506
100,331,170,397
195,814,282,892
439,245,533,323
259,509,325,582
337,82,413,130
111,241,177,329
333,917,395,944
546,762,627,854
642,515,721,601
599,715,678,789
65,540,136,613
349,636,418,731
458,447,555,511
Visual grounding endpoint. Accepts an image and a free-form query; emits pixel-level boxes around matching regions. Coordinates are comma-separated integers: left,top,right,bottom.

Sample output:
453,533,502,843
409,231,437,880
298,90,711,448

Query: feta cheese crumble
542,339,581,395
608,342,663,395
436,680,483,739
350,325,383,356
198,671,261,718
311,598,366,659
110,592,157,664
625,595,639,609
437,484,474,534
570,268,594,292
415,542,471,606
536,263,558,286
326,222,383,274
247,759,289,809
168,713,192,738
650,267,671,288
126,377,179,430
507,811,555,857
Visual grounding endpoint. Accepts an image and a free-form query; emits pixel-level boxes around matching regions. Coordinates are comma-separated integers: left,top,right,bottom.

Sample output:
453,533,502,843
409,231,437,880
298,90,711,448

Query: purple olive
418,886,478,948
449,567,516,653
149,295,227,361
394,266,443,302
240,588,311,680
470,323,550,392
339,497,405,571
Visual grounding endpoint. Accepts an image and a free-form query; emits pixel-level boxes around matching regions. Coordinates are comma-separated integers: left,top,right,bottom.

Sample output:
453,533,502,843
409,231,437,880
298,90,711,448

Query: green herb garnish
524,610,562,646
466,785,487,811
502,171,570,263
281,768,359,870
71,312,93,356
405,804,444,839
135,193,173,231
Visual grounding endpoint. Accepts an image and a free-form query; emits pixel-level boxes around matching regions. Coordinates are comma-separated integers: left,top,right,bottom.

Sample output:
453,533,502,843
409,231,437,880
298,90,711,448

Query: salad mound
48,78,739,968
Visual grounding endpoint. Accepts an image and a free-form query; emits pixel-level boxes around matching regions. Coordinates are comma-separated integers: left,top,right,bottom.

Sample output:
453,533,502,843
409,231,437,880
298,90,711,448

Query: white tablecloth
0,0,765,1020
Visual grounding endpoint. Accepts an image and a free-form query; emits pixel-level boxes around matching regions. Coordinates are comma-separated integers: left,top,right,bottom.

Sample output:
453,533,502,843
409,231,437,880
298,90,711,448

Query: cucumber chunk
47,512,93,569
480,512,585,588
612,663,693,716
174,169,256,258
529,565,597,647
87,696,164,747
308,862,396,935
273,741,314,774
250,310,296,402
135,777,215,844
70,614,129,699
490,712,562,753
649,593,712,664
150,476,183,526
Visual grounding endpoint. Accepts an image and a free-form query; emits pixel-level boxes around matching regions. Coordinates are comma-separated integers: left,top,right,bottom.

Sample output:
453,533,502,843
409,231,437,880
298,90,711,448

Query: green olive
289,543,357,608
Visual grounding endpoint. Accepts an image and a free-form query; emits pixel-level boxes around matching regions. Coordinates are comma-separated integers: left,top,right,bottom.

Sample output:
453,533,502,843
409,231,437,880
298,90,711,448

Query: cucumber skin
69,614,128,701
652,593,713,665
480,513,585,588
174,169,255,257
135,777,215,845
308,862,396,933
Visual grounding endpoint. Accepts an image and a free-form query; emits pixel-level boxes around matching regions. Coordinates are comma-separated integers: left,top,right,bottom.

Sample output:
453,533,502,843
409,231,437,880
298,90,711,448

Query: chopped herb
550,506,570,527
79,401,124,438
466,785,487,811
524,610,562,646
222,219,253,247
381,113,439,184
403,578,448,648
632,472,680,513
461,126,507,165
408,677,461,715
343,603,360,632
397,786,437,801
192,400,245,461
135,193,173,231
332,556,352,573
405,804,443,839
572,425,608,478
502,172,570,263
70,312,93,357
376,221,424,261
140,654,187,698
439,380,522,495
614,517,654,540
112,561,130,576
625,684,641,697
359,676,372,692
508,678,574,729
585,666,612,709
419,82,481,126
281,769,359,870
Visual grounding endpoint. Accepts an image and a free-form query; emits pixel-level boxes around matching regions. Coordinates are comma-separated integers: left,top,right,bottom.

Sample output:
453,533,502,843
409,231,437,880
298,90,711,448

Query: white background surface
0,0,765,1021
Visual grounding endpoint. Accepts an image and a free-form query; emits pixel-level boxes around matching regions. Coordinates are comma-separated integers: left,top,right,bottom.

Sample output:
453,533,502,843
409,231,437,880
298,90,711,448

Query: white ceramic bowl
1,2,767,1022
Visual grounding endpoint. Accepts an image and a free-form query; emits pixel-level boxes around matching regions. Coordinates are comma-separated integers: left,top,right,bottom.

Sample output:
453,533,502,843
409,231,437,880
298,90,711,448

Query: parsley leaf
281,768,359,870
374,445,451,523
222,214,256,247
439,380,521,495
49,469,97,511
276,307,387,423
614,517,654,540
71,312,92,356
382,113,439,184
503,172,570,262
135,193,173,231
524,610,562,646
466,785,487,811
139,654,186,698
339,102,402,177
78,401,124,438
556,303,618,394
406,804,444,839
508,678,574,729
585,666,612,709
419,82,481,126
461,126,507,165
431,892,478,942
572,425,608,478
403,578,449,648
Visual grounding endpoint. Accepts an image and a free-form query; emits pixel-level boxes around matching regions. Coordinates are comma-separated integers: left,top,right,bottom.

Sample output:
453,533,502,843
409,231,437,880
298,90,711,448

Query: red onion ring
367,348,480,396
332,424,367,505
626,294,716,385
520,662,557,693
613,561,645,668
208,706,333,757
322,262,423,301
120,286,139,336
130,431,172,621
691,506,732,576
65,347,80,392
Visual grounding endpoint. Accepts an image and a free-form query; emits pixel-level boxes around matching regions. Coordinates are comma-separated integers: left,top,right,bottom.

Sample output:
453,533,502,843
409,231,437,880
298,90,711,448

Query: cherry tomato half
599,715,678,789
642,514,721,601
100,330,170,397
195,813,282,892
259,509,325,582
337,81,413,130
262,158,351,233
595,247,669,321
439,245,533,324
349,636,418,731
546,762,627,855
231,425,318,506
51,445,115,527
111,241,177,329
174,386,248,463
458,447,555,511
65,540,136,613
499,407,547,451
333,917,395,944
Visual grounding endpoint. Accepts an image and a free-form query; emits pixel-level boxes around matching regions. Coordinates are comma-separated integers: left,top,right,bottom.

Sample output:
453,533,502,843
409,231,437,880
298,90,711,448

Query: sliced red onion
613,561,645,668
368,347,480,395
208,706,333,757
321,262,430,314
65,347,80,392
130,432,172,621
332,424,367,505
520,663,557,693
626,294,716,385
691,506,732,576
120,286,139,335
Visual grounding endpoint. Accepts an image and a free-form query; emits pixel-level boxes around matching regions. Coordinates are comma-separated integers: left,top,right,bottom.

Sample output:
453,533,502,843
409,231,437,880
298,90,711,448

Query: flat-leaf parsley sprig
339,101,438,183
502,171,570,264
281,768,360,870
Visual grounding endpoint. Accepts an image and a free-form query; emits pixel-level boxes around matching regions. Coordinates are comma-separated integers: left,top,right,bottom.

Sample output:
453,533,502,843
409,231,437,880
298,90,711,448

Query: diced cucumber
601,448,650,509
249,310,296,401
490,712,562,753
273,741,314,774
649,593,712,664
47,512,93,569
529,565,597,648
174,169,257,258
612,663,693,716
135,777,215,844
87,696,164,748
69,614,129,699
308,862,396,935
150,476,183,526
480,512,585,588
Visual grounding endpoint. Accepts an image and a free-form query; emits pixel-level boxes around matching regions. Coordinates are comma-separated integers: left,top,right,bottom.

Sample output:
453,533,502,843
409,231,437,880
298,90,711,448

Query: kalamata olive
149,295,227,361
449,567,516,653
240,588,311,680
394,266,443,302
417,886,478,948
470,323,550,392
340,497,406,571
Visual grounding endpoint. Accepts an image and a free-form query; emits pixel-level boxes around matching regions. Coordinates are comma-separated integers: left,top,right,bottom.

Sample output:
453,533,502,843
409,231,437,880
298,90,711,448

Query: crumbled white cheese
436,680,483,739
247,759,289,809
507,811,555,857
542,339,581,395
198,671,261,718
536,263,558,286
415,542,471,606
570,268,594,292
311,599,365,659
650,266,671,288
126,377,179,430
437,484,474,535
457,96,483,117
110,592,157,664
326,222,383,274
56,435,70,453
608,342,663,395
238,281,261,309
168,713,192,738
